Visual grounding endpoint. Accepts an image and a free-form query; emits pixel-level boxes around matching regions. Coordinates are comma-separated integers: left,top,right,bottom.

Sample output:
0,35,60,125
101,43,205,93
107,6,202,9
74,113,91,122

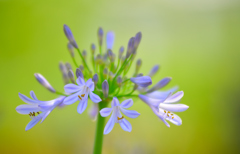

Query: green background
1,0,240,153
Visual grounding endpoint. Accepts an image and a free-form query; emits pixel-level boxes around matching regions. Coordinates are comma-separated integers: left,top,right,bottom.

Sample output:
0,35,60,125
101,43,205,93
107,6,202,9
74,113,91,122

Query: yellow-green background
1,0,240,153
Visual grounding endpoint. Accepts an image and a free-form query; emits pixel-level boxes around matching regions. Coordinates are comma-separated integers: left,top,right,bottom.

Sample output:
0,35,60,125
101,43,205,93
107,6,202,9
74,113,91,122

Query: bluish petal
77,98,88,114
88,104,98,121
63,92,80,105
85,79,94,91
146,86,178,99
167,113,182,126
119,119,132,132
38,101,54,111
120,108,140,118
16,105,39,114
111,97,120,107
130,76,152,87
30,91,38,100
25,116,42,131
89,92,102,103
165,91,184,103
120,99,133,108
151,106,170,127
18,93,39,104
104,113,115,135
146,77,172,93
64,84,81,93
138,94,161,107
76,76,85,86
148,65,160,77
34,73,56,92
159,103,189,112
40,111,51,123
106,31,115,50
100,108,112,117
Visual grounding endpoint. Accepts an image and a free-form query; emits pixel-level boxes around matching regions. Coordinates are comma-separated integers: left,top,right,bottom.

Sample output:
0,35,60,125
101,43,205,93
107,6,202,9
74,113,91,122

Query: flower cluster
16,25,189,134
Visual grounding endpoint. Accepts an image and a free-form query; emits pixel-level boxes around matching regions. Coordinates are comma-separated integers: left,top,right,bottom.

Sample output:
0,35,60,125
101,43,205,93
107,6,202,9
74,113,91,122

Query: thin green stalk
76,48,90,73
92,55,97,73
93,101,108,154
72,57,78,67
55,91,68,96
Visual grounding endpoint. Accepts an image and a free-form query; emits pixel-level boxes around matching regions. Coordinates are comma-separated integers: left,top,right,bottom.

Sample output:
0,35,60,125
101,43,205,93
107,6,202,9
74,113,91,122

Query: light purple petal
119,119,132,132
88,104,98,121
30,91,38,100
40,111,51,123
130,76,152,87
100,108,112,117
34,73,56,92
64,84,82,93
18,93,39,104
148,65,160,77
146,86,178,99
146,77,172,93
159,103,189,112
104,113,115,135
111,97,120,107
25,116,42,131
120,108,140,118
77,98,88,114
151,106,170,127
16,105,39,114
120,99,133,108
85,79,94,91
138,94,161,107
38,101,54,111
106,31,115,50
167,113,182,126
63,92,80,105
165,91,184,103
89,92,102,103
76,76,85,86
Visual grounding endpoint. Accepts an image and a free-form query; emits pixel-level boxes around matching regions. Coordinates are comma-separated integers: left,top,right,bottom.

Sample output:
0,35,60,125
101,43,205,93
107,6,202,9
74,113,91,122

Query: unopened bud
34,73,56,93
148,65,160,77
106,31,115,50
98,27,103,46
109,71,114,80
82,50,87,59
133,32,142,54
59,62,69,84
118,46,124,59
103,68,108,78
136,59,142,74
107,49,114,62
91,43,96,54
117,76,122,86
126,37,135,59
76,68,83,78
130,76,152,87
92,74,98,85
121,56,126,65
102,80,109,98
67,42,74,57
146,77,172,93
63,24,78,48
68,70,75,83
96,54,103,64
65,62,72,71
79,65,84,71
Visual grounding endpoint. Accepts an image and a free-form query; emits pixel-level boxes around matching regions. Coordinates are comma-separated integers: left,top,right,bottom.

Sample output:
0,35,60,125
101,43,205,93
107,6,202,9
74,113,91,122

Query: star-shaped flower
63,76,102,114
16,91,65,131
100,97,140,134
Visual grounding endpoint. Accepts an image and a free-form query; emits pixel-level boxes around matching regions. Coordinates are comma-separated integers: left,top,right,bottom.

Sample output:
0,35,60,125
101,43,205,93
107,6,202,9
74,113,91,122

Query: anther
172,117,174,119
81,94,85,97
164,110,166,113
117,116,124,120
78,95,82,100
168,111,170,113
37,112,40,114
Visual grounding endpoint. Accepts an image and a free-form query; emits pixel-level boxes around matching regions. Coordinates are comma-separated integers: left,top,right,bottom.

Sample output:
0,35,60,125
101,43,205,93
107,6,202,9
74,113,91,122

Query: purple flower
16,91,65,131
106,31,115,50
100,97,140,135
139,91,188,127
34,73,56,93
130,76,152,87
148,65,160,77
63,24,78,49
63,76,102,114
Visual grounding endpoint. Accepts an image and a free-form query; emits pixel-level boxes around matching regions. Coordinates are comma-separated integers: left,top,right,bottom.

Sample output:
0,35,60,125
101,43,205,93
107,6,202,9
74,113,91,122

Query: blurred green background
1,0,240,153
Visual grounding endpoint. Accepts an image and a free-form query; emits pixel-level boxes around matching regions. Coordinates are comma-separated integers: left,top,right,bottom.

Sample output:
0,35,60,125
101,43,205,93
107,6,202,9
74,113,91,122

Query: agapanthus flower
63,76,102,113
100,97,140,134
130,76,152,87
16,91,65,130
139,91,188,127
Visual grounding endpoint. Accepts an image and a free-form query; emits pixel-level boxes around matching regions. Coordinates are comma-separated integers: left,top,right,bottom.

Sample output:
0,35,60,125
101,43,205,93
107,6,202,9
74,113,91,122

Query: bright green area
1,0,240,153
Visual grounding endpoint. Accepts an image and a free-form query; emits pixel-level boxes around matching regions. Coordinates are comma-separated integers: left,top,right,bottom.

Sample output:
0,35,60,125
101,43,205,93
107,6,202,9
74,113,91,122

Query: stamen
117,116,124,120
167,114,169,117
164,110,166,113
172,117,174,119
168,111,170,113
171,114,173,115
81,94,85,97
37,112,40,114
32,112,35,116
78,95,82,100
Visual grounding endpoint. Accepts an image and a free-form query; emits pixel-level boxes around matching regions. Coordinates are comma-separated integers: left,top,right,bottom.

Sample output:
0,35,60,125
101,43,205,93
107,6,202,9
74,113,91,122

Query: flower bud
63,24,78,49
121,56,126,65
118,46,124,59
102,80,109,98
117,76,122,86
96,54,103,65
91,43,96,54
98,27,103,46
92,74,98,85
148,65,160,77
146,77,172,93
67,42,74,57
82,50,87,59
109,71,114,80
76,68,83,78
106,31,115,50
136,73,143,77
136,59,142,74
34,73,56,93
68,70,75,83
65,62,72,71
133,32,142,55
107,49,114,62
79,65,84,71
103,68,108,78
59,62,69,84
126,37,135,59
130,76,152,87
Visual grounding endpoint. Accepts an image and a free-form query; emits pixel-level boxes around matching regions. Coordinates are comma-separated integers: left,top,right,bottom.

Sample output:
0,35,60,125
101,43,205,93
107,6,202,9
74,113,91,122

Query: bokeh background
1,0,240,153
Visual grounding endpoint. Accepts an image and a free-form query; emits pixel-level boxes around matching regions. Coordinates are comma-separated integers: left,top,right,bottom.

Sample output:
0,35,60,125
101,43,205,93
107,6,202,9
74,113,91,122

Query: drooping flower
139,91,188,127
63,76,102,114
100,97,140,135
16,91,65,131
130,76,152,87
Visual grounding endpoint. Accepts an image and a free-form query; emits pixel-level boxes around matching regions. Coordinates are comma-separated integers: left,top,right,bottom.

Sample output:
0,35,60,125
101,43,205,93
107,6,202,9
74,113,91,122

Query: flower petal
89,92,102,103
120,108,140,118
40,111,51,123
100,108,112,117
167,113,182,126
85,79,94,91
165,91,184,103
25,116,42,131
88,104,98,121
77,98,88,114
63,92,80,105
76,76,85,86
111,97,120,107
64,84,82,93
138,94,161,107
18,93,39,104
146,86,178,99
120,119,132,132
106,31,115,50
130,76,152,87
159,103,189,112
30,91,38,100
16,105,40,114
151,106,170,127
104,113,115,135
146,77,172,93
120,99,133,108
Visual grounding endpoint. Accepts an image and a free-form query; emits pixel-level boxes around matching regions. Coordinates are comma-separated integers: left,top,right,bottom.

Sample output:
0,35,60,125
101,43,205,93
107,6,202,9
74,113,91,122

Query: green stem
93,101,108,154
55,91,68,96
76,48,90,73
72,57,78,67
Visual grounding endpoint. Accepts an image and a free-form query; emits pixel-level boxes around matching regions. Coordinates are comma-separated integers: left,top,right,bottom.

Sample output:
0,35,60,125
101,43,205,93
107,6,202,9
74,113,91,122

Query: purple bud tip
63,24,78,48
76,68,83,78
130,76,152,88
93,74,98,83
34,73,56,92
98,27,104,46
126,37,135,58
148,65,160,77
91,43,96,54
106,31,115,50
102,80,109,98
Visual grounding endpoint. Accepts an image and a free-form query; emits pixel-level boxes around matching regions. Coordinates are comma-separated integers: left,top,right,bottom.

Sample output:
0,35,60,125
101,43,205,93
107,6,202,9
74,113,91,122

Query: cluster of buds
16,24,189,135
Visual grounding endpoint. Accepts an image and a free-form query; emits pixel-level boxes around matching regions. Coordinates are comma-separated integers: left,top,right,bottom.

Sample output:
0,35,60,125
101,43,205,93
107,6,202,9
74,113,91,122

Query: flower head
130,76,152,87
100,97,140,134
16,91,65,131
63,76,102,114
